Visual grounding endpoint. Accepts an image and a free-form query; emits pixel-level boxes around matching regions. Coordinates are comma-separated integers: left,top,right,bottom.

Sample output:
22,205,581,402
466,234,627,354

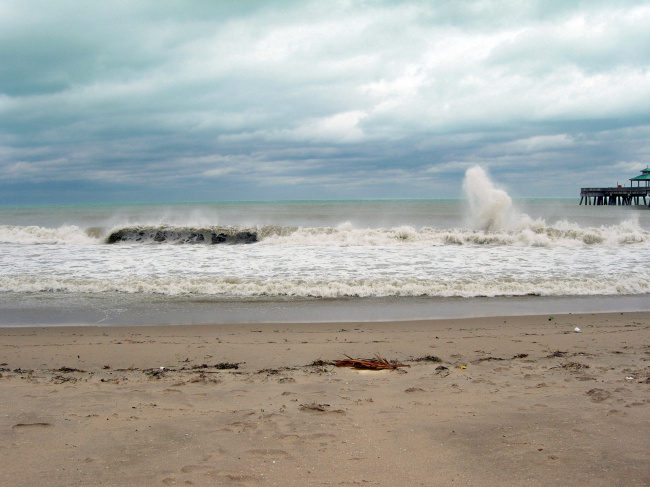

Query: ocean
1,169,649,326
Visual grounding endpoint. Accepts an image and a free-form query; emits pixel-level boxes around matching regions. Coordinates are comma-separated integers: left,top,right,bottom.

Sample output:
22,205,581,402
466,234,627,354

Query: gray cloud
1,0,649,204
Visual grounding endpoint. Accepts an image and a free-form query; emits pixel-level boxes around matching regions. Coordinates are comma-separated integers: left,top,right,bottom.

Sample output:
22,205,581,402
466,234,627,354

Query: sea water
1,167,649,326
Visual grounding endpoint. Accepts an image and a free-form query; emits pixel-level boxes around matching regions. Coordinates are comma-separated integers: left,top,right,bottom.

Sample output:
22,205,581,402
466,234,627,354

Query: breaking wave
1,275,648,298
0,220,648,247
0,225,97,245
259,220,649,247
105,226,259,244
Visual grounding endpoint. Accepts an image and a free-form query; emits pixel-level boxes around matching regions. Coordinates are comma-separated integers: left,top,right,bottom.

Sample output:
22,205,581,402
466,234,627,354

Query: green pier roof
630,167,650,183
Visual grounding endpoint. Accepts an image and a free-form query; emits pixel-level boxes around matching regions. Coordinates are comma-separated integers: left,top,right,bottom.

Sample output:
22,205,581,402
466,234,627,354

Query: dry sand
0,312,648,486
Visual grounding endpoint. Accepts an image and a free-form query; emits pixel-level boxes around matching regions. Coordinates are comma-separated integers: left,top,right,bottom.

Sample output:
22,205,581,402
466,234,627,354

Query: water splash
462,166,515,231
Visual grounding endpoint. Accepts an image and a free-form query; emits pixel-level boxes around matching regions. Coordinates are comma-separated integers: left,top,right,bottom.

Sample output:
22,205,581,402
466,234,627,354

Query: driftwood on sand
333,354,410,370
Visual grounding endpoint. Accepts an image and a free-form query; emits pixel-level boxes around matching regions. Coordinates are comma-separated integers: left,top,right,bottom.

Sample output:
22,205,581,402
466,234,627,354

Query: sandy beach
1,312,648,486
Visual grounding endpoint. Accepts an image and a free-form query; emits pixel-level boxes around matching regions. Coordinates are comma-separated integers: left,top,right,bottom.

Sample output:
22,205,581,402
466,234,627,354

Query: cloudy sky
1,0,649,205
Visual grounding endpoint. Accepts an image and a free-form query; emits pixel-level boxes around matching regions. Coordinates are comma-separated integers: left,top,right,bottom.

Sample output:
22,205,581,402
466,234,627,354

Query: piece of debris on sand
333,354,410,371
299,403,344,413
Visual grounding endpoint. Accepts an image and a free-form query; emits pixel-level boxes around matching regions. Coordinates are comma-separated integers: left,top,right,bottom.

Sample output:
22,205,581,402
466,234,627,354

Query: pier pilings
579,187,650,206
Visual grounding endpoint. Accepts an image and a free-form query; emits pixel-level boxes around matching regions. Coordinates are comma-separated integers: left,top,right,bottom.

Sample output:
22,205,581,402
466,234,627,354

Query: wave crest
0,219,647,247
105,226,258,244
260,220,648,247
0,225,97,245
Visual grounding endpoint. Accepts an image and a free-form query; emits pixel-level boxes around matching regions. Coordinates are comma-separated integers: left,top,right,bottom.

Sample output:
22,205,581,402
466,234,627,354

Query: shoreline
1,311,648,486
1,308,649,329
2,293,650,328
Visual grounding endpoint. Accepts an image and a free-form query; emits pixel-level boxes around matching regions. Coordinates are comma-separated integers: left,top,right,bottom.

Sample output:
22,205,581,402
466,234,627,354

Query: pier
580,187,649,206
580,166,650,206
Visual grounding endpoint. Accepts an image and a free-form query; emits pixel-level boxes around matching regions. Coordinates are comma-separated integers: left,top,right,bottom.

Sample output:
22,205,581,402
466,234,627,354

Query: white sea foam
1,275,648,298
0,225,98,245
1,196,648,307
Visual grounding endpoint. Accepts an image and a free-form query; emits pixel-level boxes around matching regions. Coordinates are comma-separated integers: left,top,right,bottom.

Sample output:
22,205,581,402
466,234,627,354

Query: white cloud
487,135,575,155
2,161,38,179
286,111,367,143
1,1,650,202
613,161,647,173
425,161,474,174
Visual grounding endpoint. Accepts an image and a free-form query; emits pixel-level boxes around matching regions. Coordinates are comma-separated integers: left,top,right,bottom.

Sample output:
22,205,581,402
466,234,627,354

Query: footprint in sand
586,388,612,402
180,464,220,475
12,422,51,428
246,448,289,457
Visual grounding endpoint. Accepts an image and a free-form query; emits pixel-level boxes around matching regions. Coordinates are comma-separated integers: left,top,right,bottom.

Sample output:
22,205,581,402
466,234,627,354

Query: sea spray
459,166,649,245
463,166,516,231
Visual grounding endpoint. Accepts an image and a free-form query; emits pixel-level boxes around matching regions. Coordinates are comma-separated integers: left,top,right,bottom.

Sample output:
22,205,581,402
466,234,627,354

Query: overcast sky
1,0,649,204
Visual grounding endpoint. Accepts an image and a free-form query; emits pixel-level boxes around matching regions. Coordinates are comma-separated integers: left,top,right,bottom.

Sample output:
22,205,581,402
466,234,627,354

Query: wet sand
1,312,648,486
